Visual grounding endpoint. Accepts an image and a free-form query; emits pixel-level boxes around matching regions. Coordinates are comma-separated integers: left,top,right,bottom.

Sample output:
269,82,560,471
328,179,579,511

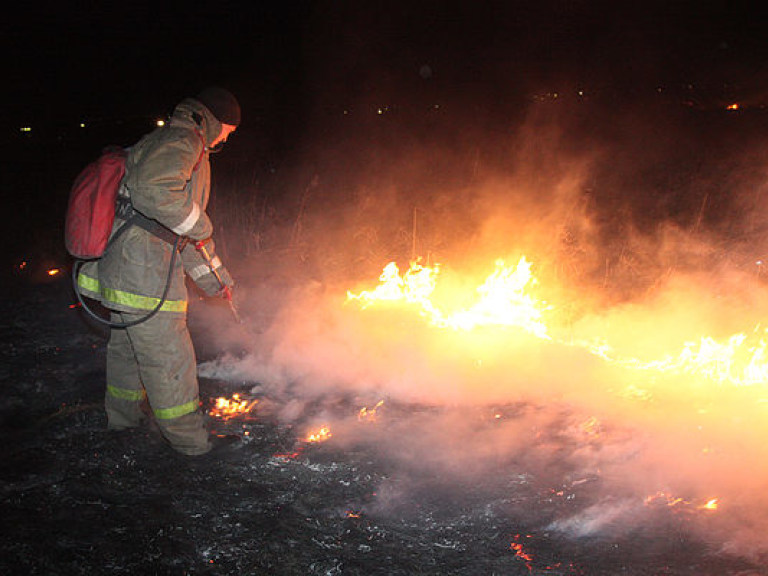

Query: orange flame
209,393,259,420
47,268,61,276
305,425,332,443
442,257,550,336
347,260,440,312
348,257,550,337
644,491,688,507
510,534,535,570
358,400,385,422
644,492,719,513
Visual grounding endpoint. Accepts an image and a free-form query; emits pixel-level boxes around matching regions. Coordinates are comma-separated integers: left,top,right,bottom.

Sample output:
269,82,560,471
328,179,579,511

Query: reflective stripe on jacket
77,270,187,313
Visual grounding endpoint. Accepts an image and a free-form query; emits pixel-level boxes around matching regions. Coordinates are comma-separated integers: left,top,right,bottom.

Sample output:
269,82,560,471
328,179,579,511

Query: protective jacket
77,98,233,314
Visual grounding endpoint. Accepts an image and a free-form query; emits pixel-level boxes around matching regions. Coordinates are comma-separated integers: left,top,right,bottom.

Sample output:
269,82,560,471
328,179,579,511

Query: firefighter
77,87,240,455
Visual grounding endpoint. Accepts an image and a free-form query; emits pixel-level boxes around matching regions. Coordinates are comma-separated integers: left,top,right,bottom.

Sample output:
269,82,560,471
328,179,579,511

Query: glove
181,236,236,297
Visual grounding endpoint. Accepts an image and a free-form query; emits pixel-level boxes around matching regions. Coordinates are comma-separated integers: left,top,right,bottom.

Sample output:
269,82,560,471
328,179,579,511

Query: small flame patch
209,393,259,420
305,426,332,443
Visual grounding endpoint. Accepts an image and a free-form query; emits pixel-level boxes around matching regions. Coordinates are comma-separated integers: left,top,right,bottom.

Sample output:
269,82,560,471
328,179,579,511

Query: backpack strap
113,197,180,246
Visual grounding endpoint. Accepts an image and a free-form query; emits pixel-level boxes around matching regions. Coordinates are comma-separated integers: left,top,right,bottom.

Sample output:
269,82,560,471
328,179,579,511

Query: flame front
347,261,440,314
347,257,550,337
610,331,768,386
644,492,720,514
348,256,768,388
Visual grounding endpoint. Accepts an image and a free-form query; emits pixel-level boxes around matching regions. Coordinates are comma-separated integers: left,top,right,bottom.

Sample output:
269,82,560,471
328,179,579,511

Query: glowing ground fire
209,393,259,420
644,492,719,512
305,425,333,443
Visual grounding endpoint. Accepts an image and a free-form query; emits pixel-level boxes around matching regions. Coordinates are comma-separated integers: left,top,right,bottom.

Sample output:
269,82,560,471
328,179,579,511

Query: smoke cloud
203,55,768,561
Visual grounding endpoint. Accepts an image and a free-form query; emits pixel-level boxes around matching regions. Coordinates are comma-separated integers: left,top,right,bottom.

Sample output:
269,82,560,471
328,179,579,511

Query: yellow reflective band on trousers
153,398,199,420
107,385,197,420
107,384,146,401
78,272,187,313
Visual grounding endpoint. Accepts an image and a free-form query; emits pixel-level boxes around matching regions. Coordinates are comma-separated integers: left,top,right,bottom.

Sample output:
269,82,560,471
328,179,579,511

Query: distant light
343,110,349,115
47,268,61,277
20,126,32,132
156,119,165,127
80,122,86,128
726,103,740,111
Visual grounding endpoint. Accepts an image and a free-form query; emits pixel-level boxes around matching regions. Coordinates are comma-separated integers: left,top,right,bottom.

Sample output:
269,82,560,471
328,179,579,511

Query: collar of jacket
171,98,223,147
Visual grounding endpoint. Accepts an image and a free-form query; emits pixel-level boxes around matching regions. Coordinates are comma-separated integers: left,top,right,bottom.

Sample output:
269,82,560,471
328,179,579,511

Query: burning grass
198,248,768,566
3,272,768,574
10,90,768,572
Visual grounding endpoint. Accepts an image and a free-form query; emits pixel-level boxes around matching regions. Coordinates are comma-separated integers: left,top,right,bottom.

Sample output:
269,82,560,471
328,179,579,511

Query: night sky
5,0,768,262
5,1,768,133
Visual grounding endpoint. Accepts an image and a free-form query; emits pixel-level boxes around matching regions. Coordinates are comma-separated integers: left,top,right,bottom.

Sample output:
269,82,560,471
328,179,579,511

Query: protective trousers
105,311,211,455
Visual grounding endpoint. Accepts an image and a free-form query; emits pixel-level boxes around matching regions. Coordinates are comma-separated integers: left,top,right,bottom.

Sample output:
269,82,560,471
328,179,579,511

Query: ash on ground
1,272,767,576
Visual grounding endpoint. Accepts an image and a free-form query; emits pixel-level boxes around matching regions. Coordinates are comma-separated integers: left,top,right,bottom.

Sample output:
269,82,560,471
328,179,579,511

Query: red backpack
67,135,208,328
65,146,127,260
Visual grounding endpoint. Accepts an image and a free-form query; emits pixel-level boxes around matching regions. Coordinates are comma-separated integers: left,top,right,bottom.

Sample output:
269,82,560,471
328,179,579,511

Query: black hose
71,235,182,329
